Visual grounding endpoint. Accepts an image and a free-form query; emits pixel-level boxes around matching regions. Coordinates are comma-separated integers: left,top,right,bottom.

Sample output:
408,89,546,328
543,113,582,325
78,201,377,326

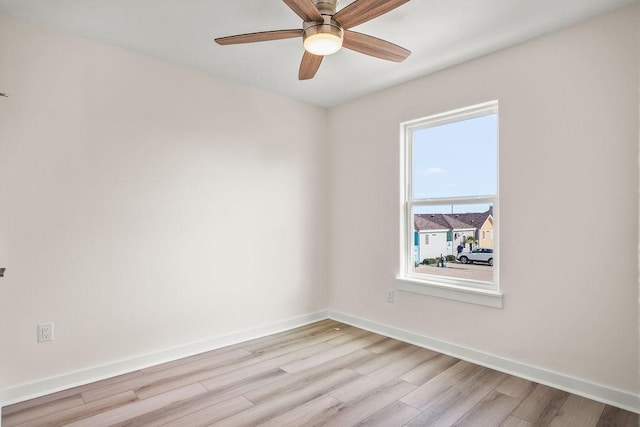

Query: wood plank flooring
2,319,638,426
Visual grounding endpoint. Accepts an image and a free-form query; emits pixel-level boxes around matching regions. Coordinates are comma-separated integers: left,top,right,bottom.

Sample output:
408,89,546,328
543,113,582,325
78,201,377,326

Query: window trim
397,101,502,308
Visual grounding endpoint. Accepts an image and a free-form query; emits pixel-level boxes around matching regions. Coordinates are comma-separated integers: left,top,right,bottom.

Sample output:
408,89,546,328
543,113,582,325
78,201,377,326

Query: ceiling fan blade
333,0,409,29
299,51,323,80
215,29,302,45
343,30,410,62
283,0,324,23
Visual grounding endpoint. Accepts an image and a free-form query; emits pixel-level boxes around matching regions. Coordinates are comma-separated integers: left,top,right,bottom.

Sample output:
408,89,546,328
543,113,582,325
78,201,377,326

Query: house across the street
414,207,493,261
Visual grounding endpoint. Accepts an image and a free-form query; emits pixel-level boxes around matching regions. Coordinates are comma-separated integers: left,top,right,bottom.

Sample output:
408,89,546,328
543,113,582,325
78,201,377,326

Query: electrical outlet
386,289,394,303
37,322,54,343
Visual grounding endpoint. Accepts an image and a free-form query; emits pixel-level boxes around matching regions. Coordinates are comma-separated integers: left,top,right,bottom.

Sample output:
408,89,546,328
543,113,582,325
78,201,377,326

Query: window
398,101,501,308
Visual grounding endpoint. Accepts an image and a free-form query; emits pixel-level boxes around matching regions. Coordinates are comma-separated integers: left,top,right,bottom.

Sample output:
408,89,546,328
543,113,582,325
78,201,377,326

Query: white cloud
420,167,446,175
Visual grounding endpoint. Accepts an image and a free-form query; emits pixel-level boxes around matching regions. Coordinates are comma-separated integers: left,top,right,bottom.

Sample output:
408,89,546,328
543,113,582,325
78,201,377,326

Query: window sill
396,276,503,308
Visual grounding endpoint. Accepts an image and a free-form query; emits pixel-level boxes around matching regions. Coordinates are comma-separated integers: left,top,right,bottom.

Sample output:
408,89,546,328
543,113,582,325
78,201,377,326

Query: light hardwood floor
2,319,638,426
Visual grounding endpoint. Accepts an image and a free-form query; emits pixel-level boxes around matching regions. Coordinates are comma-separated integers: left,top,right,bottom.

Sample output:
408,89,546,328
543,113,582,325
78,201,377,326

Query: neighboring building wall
418,230,449,260
479,217,494,248
453,228,476,253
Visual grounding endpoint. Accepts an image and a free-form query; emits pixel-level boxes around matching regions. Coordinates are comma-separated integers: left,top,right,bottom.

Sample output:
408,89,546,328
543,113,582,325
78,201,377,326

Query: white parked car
457,248,494,266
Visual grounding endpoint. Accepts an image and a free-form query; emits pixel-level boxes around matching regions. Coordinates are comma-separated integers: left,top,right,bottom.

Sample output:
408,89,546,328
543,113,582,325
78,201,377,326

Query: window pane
412,113,497,199
412,203,494,283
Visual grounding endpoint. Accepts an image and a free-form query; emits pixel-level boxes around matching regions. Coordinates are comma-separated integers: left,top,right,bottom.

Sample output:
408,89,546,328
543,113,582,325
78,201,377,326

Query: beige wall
479,217,494,249
328,5,639,395
0,14,328,390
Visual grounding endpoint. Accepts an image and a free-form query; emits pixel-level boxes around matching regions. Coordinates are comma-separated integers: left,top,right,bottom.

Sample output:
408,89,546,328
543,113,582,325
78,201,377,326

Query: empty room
0,0,638,426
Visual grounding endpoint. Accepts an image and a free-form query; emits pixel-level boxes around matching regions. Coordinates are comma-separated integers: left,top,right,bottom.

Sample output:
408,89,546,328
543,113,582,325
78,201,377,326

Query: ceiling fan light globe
304,33,343,55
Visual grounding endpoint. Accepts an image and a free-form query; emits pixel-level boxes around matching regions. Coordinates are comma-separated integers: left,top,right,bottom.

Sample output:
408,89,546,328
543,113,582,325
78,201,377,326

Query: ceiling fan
214,0,411,80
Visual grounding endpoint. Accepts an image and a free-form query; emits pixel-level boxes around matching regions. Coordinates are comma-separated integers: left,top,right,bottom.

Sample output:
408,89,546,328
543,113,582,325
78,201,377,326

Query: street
415,261,493,282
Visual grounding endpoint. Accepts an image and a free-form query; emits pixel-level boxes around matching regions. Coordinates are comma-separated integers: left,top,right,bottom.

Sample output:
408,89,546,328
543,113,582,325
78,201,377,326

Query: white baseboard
0,310,329,409
328,310,640,414
2,309,637,417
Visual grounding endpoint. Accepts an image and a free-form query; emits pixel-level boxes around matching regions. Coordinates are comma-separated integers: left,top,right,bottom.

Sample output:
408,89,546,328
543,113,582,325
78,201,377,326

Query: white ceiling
0,0,633,107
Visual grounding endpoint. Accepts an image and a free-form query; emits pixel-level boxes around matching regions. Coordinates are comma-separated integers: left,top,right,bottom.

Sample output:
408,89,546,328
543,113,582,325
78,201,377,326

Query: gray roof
415,207,492,231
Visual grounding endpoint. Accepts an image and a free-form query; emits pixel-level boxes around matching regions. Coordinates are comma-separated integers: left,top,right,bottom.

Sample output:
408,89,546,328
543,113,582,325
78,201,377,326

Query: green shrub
423,257,448,265
446,255,456,262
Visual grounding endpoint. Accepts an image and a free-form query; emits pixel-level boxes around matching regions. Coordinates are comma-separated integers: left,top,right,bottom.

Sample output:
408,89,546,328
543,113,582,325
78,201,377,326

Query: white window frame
397,101,502,308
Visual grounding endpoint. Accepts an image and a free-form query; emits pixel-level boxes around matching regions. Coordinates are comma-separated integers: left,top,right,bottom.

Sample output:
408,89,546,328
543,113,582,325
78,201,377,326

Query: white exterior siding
453,228,477,252
418,230,449,260
418,228,477,261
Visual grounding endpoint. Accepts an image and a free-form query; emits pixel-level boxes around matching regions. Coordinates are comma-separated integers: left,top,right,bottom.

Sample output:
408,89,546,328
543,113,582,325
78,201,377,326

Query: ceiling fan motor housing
303,0,342,53
312,0,339,16
303,16,343,42
301,0,342,55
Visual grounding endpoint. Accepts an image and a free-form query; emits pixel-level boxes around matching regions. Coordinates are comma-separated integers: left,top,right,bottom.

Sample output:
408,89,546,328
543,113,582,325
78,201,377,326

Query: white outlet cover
386,289,395,303
37,322,54,343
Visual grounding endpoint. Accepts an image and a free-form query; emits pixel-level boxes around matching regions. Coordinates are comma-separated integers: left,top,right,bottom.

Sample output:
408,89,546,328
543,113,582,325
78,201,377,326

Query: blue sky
412,113,497,201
